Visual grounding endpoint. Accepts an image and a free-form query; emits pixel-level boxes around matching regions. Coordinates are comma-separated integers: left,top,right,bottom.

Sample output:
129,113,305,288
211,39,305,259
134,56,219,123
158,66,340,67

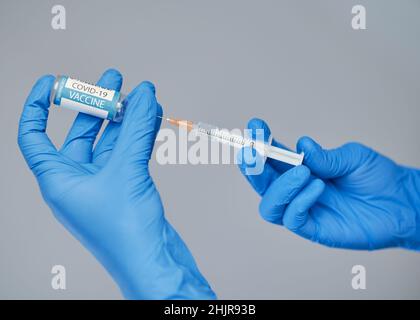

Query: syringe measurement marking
197,127,256,148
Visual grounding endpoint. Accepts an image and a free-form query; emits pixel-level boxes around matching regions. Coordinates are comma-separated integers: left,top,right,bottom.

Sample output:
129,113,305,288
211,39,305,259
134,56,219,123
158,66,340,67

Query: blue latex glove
18,69,216,299
239,118,420,250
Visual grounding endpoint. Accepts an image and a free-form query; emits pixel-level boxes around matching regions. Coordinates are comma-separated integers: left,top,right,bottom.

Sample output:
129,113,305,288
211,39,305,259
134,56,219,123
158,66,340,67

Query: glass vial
50,75,126,122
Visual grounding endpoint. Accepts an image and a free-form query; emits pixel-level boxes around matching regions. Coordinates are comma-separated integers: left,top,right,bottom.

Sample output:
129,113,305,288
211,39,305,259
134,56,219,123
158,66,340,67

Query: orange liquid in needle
164,117,194,132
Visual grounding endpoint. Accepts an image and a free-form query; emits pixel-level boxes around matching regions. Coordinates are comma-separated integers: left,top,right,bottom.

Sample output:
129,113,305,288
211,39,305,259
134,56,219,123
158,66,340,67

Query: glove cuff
400,168,420,251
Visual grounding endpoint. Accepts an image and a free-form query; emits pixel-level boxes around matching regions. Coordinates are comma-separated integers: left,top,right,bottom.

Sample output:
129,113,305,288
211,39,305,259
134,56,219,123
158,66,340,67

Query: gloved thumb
110,81,162,168
297,136,369,179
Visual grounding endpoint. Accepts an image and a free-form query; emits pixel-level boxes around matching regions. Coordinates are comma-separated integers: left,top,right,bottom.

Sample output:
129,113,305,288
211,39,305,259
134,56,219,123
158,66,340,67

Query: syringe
160,116,304,166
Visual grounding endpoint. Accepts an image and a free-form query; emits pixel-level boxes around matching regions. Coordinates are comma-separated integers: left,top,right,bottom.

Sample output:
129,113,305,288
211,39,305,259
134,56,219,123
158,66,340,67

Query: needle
157,115,194,131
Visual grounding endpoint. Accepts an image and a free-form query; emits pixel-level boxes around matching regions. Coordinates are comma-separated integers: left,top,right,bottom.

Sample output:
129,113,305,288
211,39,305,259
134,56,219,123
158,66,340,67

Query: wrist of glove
107,219,216,300
400,168,420,251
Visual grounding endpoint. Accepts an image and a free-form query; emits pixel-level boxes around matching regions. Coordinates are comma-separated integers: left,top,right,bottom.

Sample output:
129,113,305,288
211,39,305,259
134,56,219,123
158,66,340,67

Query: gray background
0,0,419,299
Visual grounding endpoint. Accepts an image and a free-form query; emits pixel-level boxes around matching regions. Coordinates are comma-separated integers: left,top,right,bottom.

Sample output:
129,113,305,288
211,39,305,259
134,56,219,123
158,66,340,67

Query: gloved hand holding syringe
159,116,304,166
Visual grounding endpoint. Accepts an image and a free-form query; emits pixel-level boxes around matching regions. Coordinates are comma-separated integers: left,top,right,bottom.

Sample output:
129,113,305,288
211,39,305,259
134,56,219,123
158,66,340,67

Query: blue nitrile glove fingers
18,75,61,177
18,70,216,299
237,118,284,196
259,165,314,226
239,118,420,250
60,69,123,163
92,79,162,167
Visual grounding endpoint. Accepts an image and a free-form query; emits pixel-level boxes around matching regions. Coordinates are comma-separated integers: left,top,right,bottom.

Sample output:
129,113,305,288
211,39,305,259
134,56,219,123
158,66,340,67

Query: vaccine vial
50,75,126,122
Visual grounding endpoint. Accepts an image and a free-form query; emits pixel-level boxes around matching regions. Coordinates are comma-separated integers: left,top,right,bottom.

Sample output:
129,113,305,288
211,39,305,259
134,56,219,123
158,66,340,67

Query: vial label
53,76,121,120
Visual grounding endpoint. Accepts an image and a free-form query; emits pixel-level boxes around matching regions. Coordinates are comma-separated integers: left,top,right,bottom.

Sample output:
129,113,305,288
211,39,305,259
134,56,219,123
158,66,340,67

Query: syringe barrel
195,122,249,149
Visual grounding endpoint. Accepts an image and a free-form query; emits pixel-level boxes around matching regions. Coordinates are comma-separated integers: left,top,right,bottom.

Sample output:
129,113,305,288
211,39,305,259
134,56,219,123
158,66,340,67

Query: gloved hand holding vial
18,69,216,299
